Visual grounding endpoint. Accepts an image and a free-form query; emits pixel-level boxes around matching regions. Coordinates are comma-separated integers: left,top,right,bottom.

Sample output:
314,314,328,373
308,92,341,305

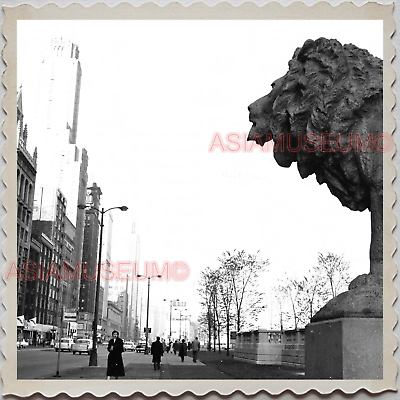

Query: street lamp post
184,315,192,340
163,298,179,340
78,203,128,367
175,308,187,340
137,274,161,355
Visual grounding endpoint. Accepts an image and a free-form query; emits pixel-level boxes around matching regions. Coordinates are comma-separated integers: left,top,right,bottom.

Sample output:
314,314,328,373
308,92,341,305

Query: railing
235,329,305,368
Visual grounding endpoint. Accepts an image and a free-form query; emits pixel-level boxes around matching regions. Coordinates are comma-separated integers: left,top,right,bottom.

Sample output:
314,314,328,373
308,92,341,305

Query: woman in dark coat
178,339,188,362
107,330,125,379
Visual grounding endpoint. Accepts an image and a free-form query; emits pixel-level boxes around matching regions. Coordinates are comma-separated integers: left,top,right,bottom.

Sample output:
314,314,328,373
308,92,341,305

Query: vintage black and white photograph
3,1,396,396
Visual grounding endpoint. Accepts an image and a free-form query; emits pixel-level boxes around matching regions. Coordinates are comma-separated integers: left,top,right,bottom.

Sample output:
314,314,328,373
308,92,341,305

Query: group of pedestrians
170,337,200,362
150,336,200,368
105,331,202,379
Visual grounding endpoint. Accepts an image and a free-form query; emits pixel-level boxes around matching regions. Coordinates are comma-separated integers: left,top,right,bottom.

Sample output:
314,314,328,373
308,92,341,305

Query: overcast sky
18,20,382,327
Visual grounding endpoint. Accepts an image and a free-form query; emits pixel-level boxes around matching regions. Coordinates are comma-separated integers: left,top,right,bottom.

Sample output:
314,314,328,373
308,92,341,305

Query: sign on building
63,312,77,322
172,301,186,307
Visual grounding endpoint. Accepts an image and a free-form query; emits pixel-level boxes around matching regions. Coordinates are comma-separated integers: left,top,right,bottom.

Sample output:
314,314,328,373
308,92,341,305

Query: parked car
123,341,135,352
135,342,146,353
72,339,93,355
55,338,74,352
17,339,29,349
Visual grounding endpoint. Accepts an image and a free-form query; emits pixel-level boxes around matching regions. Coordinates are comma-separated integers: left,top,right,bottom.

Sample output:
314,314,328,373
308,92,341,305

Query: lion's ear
297,38,316,62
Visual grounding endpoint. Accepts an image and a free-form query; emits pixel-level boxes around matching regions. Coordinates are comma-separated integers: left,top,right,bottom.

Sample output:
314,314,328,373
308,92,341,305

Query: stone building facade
106,301,123,341
16,88,37,318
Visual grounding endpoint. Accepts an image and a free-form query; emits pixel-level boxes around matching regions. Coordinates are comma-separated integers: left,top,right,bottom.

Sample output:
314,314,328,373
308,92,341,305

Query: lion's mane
248,38,383,212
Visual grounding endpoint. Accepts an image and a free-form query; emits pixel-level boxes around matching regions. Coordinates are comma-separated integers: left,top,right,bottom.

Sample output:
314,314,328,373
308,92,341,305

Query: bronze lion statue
248,38,384,319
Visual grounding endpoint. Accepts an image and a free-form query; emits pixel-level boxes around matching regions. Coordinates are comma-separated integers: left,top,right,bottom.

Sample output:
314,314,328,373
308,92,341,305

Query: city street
17,346,224,380
17,346,304,380
17,344,113,379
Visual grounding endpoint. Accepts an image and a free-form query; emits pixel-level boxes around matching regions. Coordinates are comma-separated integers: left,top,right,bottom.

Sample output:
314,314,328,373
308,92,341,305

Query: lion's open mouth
248,125,268,145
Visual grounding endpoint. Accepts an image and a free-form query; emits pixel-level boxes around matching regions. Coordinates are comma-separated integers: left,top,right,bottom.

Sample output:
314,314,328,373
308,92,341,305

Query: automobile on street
135,342,146,353
55,338,74,352
71,339,93,355
17,339,29,349
123,341,135,351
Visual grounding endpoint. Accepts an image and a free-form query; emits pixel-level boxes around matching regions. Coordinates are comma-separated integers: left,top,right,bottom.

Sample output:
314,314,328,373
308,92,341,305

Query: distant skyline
18,19,382,328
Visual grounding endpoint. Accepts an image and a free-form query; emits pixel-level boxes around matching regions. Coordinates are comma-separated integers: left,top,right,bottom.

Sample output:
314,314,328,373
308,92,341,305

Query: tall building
33,38,82,148
78,183,102,336
31,38,84,221
31,189,67,328
106,301,123,340
25,38,88,325
101,212,114,320
17,87,38,337
128,227,139,340
117,284,129,339
62,217,77,309
29,227,53,334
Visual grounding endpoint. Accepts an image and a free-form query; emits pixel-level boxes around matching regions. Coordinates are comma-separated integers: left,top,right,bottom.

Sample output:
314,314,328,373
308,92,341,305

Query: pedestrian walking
151,336,164,370
173,340,179,355
178,339,187,362
107,330,125,380
191,337,200,363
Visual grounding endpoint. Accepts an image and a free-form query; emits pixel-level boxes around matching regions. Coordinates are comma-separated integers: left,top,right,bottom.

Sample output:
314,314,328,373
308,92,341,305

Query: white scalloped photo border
1,1,396,397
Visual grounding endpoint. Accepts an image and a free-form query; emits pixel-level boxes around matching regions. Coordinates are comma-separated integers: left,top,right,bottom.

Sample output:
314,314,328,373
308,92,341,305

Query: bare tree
277,274,302,330
275,253,353,329
317,252,351,299
219,250,268,332
198,267,218,351
295,270,328,327
218,268,234,355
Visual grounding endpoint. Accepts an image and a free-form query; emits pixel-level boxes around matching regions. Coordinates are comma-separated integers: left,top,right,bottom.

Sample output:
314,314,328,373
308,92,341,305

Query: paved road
17,345,139,379
18,347,228,379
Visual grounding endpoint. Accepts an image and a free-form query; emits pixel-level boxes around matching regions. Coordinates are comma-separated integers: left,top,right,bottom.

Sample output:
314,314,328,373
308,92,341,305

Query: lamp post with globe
78,203,128,366
163,298,179,340
137,274,162,354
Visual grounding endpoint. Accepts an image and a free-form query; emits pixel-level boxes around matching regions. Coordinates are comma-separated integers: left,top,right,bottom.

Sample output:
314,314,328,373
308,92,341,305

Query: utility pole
54,306,64,378
134,235,140,340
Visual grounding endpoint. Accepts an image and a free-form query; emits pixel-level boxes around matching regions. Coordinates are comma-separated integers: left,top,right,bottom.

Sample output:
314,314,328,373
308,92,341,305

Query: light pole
137,274,161,354
163,298,179,340
184,315,192,340
78,203,128,367
175,308,187,340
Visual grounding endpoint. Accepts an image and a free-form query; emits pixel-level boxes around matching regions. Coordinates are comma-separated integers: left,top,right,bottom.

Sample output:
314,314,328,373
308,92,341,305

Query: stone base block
305,318,382,379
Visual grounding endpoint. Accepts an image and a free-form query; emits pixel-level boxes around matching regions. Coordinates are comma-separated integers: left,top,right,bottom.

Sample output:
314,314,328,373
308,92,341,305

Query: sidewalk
161,352,228,379
43,351,230,379
18,346,56,351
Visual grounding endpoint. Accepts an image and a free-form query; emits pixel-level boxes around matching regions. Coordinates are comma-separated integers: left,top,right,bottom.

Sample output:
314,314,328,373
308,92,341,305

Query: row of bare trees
274,252,352,330
198,251,353,342
197,250,269,354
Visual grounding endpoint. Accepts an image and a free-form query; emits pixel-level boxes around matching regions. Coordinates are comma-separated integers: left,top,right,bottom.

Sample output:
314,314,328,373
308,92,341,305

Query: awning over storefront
25,318,37,331
35,324,58,333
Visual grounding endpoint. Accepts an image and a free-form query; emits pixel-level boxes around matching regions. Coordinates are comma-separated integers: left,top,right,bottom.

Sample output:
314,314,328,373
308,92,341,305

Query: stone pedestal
234,329,305,368
305,318,382,379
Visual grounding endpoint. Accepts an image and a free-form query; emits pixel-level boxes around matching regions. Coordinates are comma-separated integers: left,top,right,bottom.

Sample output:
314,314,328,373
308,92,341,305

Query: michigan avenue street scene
15,15,387,383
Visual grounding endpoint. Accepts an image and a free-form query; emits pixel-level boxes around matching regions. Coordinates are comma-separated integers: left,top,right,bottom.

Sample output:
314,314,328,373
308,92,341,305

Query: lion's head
248,38,383,212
